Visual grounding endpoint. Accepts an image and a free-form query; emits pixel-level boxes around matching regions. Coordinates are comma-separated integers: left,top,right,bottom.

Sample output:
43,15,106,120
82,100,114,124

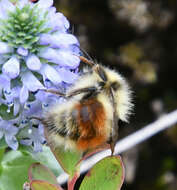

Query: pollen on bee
74,98,107,150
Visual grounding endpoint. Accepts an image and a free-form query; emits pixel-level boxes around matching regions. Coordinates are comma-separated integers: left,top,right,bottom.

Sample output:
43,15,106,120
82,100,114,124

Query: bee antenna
74,44,95,64
79,56,95,66
80,46,94,62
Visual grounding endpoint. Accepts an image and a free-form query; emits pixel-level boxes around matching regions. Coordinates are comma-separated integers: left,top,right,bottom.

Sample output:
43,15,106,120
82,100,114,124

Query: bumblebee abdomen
44,97,111,151
74,98,107,150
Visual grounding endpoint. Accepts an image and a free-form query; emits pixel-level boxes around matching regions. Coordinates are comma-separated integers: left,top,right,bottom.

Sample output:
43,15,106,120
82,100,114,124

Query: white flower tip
17,47,28,56
26,55,41,71
2,57,20,79
0,42,12,54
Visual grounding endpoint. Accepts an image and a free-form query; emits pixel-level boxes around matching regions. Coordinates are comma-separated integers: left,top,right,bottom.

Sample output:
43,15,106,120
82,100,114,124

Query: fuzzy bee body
42,60,133,153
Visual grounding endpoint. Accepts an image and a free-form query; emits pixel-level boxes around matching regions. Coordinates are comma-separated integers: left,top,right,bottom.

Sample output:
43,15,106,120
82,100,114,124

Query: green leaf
0,104,16,120
28,163,58,185
0,148,5,164
39,27,51,34
29,36,39,43
44,128,82,177
0,150,37,190
14,24,21,30
0,139,7,149
30,180,63,190
0,148,5,176
79,156,125,190
17,32,26,37
0,146,61,189
32,146,62,177
51,146,82,177
24,35,33,40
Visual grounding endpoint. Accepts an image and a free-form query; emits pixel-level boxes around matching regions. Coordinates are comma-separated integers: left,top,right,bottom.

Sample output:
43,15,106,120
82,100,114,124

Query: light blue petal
0,42,12,54
0,74,10,89
6,124,18,136
39,47,58,61
17,0,28,9
23,100,42,116
17,47,28,56
69,44,81,55
26,54,41,71
13,100,20,116
1,0,15,12
21,72,45,92
20,85,29,104
37,0,53,9
50,33,78,48
57,50,80,69
48,7,56,14
38,124,44,135
11,87,21,99
41,64,62,85
5,135,18,150
40,48,80,68
20,139,32,146
47,12,69,32
35,90,46,101
39,34,51,45
33,140,43,152
0,56,6,64
57,67,78,84
5,124,19,150
0,6,6,19
2,57,20,79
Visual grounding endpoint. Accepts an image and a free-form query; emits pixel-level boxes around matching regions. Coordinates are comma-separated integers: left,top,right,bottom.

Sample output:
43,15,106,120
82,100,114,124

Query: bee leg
41,87,97,98
110,141,115,156
30,116,48,127
42,89,66,97
109,131,118,156
109,88,119,156
109,114,119,156
67,87,97,97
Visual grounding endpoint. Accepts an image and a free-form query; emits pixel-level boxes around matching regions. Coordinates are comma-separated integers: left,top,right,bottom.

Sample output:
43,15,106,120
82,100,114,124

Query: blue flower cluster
0,0,80,151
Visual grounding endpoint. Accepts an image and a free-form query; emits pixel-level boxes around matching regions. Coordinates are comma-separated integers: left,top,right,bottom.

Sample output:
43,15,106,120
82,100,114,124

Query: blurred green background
54,0,177,189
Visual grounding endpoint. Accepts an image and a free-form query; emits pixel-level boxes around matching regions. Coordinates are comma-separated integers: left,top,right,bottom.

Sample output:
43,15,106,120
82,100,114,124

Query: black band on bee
57,126,68,137
96,66,107,82
111,82,120,91
81,87,98,100
45,114,68,137
98,82,105,88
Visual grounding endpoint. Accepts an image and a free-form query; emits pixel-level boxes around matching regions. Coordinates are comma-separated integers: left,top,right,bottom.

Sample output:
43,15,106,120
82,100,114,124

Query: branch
57,109,177,184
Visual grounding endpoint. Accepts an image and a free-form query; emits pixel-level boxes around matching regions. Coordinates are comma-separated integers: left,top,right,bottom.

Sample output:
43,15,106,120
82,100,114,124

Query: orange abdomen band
75,98,107,150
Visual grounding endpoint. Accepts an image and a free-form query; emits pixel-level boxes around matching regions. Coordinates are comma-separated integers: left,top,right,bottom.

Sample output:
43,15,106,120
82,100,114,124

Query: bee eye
111,82,120,91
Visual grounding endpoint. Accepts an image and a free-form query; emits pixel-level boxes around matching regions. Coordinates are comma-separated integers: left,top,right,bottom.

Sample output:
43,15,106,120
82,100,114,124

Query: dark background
54,0,177,189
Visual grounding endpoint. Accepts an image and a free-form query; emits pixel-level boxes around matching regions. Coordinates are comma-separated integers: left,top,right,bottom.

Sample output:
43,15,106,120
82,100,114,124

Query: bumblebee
37,56,133,154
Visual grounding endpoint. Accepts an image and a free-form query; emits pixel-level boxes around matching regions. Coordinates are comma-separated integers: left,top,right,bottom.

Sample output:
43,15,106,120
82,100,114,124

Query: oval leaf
79,156,124,190
30,180,63,190
51,146,82,177
44,129,82,177
29,163,58,185
0,150,37,190
32,146,63,177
